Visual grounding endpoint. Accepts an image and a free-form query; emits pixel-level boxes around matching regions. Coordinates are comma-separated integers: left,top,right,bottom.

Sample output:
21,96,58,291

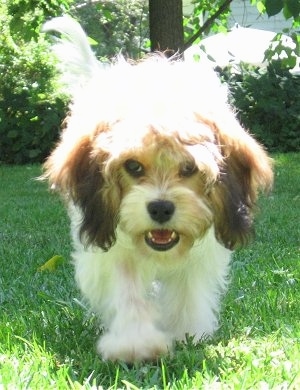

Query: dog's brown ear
44,134,120,251
210,117,273,250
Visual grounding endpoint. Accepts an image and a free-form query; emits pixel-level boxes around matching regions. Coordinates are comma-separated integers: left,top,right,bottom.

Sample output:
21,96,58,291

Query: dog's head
44,18,273,257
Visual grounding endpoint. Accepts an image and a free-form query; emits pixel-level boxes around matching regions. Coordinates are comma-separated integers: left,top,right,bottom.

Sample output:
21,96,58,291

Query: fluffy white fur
74,223,230,361
43,16,273,362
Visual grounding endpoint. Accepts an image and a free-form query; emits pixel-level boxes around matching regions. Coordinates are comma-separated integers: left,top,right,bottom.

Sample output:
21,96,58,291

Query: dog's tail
43,15,102,94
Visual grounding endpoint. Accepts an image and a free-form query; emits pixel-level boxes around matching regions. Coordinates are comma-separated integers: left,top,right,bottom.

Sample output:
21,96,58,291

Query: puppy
43,16,273,362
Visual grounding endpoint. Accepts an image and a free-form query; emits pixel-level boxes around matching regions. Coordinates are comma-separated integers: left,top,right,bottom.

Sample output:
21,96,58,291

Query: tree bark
149,0,184,56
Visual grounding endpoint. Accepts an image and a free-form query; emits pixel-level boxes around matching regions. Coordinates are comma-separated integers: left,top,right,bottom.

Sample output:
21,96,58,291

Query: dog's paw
97,324,171,362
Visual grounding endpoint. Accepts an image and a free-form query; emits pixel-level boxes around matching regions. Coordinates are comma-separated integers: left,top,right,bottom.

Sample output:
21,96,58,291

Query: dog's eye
179,161,198,177
124,159,145,177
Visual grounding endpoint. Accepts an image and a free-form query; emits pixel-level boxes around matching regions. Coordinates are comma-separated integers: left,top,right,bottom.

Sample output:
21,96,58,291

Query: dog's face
45,96,273,258
112,119,220,258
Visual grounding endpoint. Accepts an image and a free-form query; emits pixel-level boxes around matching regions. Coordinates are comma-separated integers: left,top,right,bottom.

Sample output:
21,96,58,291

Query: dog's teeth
146,230,177,244
145,230,179,250
147,231,153,239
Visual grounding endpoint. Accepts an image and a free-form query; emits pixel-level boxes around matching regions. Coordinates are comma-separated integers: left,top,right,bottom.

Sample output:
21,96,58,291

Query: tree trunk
149,0,184,56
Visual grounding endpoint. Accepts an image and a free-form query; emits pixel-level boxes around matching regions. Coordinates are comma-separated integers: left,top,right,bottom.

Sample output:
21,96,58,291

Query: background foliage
0,39,67,164
72,0,149,59
0,0,71,164
221,63,300,152
0,0,299,164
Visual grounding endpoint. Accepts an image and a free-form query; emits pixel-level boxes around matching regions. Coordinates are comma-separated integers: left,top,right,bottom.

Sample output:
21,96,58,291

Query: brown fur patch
44,129,121,250
209,120,273,249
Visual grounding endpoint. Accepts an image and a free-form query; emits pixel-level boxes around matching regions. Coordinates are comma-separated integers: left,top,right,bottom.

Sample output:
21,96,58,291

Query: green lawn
0,153,299,389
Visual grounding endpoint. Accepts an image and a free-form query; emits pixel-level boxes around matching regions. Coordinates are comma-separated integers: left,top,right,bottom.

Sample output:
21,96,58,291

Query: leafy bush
71,0,149,58
0,1,69,164
0,39,68,164
221,64,300,152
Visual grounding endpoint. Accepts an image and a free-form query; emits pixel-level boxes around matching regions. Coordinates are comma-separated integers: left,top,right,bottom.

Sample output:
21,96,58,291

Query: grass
0,153,299,389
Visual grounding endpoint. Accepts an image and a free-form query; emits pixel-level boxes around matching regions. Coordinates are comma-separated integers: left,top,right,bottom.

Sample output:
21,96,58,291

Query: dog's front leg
158,235,231,342
96,258,172,362
75,250,171,362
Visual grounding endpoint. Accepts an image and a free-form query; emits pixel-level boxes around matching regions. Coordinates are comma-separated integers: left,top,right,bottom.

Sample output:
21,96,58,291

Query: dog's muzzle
145,200,179,251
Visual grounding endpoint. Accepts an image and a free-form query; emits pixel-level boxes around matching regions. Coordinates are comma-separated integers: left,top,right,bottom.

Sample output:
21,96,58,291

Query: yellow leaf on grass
38,255,65,272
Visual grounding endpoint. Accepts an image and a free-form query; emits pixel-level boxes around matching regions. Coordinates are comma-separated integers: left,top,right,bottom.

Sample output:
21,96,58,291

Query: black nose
147,200,175,223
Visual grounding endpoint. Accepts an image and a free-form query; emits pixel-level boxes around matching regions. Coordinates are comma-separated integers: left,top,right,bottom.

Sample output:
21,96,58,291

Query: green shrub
71,0,149,59
0,1,69,164
0,39,68,164
221,63,300,152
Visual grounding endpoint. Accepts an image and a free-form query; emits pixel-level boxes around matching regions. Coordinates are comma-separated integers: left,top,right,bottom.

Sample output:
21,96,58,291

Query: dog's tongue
150,229,174,244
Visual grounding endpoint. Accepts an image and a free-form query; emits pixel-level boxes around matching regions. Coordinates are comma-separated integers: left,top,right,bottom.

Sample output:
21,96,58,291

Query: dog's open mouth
145,229,180,251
